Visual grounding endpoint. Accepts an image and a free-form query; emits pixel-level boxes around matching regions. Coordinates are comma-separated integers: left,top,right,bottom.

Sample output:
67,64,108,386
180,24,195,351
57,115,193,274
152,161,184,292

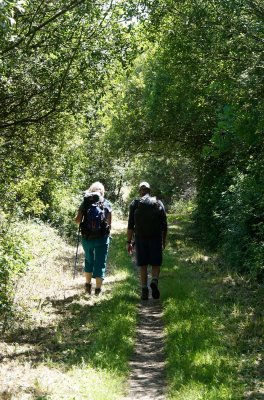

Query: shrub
216,168,264,280
194,152,264,282
0,217,31,328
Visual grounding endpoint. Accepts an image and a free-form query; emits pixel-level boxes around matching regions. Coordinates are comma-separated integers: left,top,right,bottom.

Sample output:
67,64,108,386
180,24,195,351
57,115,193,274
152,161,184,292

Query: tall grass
1,216,262,399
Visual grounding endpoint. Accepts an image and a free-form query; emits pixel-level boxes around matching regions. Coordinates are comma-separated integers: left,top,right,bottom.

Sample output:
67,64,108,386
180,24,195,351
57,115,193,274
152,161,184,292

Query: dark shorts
135,235,163,267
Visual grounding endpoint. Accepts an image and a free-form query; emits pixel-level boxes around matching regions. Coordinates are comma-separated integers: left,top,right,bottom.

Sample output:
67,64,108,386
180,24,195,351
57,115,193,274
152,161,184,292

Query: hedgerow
0,217,31,329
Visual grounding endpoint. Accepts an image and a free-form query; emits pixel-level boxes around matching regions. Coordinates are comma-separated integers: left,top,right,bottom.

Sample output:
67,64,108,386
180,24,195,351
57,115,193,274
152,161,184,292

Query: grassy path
160,216,263,399
0,217,263,399
0,221,139,399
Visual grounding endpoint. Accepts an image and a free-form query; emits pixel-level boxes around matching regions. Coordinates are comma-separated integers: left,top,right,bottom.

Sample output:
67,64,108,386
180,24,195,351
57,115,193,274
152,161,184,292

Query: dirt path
124,299,166,400
1,218,168,400
112,220,167,399
124,247,167,400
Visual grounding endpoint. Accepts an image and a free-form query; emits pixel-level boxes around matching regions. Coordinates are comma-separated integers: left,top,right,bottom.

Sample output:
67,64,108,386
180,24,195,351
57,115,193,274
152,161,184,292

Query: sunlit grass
161,221,246,399
34,366,126,400
1,218,262,399
0,224,138,400
39,233,138,399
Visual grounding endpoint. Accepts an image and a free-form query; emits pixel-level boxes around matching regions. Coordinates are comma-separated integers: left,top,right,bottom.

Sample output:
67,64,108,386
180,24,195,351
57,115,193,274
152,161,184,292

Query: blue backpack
80,192,109,238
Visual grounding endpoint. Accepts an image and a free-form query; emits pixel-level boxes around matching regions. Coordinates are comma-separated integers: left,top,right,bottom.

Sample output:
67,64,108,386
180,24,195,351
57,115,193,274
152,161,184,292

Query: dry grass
0,217,135,400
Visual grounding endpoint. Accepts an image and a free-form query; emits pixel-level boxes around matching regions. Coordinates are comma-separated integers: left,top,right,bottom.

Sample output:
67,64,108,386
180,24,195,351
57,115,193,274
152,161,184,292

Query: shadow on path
124,299,166,400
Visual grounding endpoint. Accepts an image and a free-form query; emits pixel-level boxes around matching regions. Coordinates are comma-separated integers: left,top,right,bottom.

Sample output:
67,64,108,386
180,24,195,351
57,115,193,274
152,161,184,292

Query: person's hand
127,243,133,255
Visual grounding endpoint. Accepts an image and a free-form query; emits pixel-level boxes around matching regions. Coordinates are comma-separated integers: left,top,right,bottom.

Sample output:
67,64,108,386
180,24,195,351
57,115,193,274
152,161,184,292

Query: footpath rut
124,299,166,400
112,221,167,399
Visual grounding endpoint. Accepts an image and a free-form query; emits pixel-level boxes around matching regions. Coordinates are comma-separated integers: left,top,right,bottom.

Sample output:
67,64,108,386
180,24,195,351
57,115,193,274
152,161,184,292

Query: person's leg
151,265,160,280
84,272,92,283
135,237,150,300
140,265,149,300
93,236,109,295
95,277,103,289
150,265,160,299
140,265,148,286
82,238,95,294
149,237,163,299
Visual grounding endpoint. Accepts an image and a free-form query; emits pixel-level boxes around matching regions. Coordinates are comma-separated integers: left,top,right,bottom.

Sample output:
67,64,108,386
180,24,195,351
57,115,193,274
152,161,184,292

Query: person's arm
75,208,83,225
107,211,112,230
127,229,134,255
127,228,134,243
104,200,112,231
159,201,168,250
75,202,84,225
127,201,136,254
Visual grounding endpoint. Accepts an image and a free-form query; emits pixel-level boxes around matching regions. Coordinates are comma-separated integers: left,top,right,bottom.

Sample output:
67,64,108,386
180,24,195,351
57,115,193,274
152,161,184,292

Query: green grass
0,226,139,400
160,220,248,399
1,217,262,399
41,234,138,399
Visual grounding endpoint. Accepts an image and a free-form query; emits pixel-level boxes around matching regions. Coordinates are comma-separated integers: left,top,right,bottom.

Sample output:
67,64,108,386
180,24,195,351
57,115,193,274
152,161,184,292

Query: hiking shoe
95,288,101,296
141,287,149,300
85,283,92,294
150,280,160,299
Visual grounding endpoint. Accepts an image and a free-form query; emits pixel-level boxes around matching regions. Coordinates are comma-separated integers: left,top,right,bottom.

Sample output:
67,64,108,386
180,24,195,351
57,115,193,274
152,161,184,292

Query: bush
216,168,264,280
0,216,31,328
194,152,264,282
41,185,81,240
169,198,195,215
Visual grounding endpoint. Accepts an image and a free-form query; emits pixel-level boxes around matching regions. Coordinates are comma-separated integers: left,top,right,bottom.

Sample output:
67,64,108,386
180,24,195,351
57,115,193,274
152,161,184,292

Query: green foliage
214,160,263,280
0,0,146,230
0,216,31,323
0,0,26,29
100,0,264,281
123,155,196,208
1,0,263,283
170,199,195,216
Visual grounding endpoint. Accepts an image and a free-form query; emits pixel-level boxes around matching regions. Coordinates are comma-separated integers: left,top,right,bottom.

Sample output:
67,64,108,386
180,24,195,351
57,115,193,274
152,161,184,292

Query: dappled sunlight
160,220,249,399
105,269,129,283
0,362,125,400
111,218,127,234
0,227,138,399
1,219,262,399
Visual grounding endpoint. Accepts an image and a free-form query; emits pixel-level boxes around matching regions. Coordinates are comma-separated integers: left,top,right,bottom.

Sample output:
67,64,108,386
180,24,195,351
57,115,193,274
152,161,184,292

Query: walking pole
73,225,81,279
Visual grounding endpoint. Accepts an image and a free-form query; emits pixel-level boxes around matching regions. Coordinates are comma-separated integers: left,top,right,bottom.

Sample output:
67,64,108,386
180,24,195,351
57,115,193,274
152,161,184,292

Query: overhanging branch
1,0,86,55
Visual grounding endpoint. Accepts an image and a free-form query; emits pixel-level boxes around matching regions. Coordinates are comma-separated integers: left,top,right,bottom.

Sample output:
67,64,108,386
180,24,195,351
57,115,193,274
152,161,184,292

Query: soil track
124,299,166,400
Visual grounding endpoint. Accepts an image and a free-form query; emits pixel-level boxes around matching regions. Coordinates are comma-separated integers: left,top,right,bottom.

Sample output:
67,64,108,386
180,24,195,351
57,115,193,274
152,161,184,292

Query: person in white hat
127,181,167,300
75,181,112,296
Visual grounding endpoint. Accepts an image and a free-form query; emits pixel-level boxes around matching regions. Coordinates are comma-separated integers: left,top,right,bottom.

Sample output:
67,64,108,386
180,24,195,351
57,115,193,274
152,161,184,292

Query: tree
0,0,147,219
100,0,264,279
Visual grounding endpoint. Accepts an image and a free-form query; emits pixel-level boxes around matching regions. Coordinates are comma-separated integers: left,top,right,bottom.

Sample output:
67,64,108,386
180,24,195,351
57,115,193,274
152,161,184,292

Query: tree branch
1,0,86,55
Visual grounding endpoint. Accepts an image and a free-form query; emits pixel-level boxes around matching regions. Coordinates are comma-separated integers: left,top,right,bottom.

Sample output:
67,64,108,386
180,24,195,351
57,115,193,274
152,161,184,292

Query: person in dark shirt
127,182,167,300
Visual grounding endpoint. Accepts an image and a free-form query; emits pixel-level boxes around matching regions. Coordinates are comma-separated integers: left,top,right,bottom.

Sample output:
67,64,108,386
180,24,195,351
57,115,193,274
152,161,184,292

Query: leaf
8,16,16,26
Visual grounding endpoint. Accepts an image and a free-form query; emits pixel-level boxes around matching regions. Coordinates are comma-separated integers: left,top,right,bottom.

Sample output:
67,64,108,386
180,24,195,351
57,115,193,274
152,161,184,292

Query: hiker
75,181,112,295
127,181,167,300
